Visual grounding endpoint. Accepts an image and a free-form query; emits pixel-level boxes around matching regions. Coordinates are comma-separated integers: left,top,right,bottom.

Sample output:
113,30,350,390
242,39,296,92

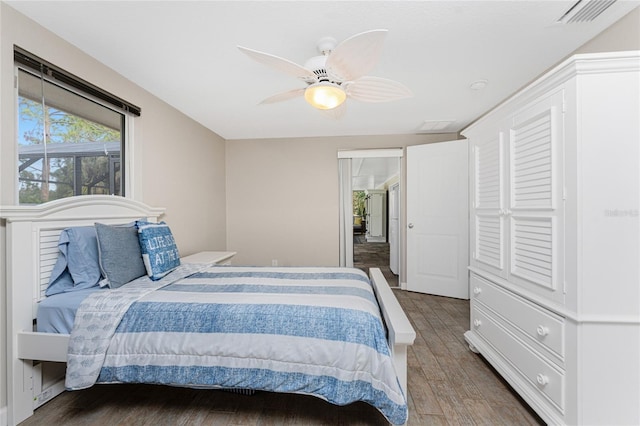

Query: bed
0,195,416,426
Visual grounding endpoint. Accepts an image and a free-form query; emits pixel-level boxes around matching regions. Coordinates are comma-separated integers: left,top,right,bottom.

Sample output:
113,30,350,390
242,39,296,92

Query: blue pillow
95,222,147,289
137,221,181,280
45,263,74,296
46,226,102,296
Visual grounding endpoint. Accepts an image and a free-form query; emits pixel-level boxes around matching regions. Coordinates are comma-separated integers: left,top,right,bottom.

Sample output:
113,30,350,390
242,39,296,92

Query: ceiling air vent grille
418,120,456,133
557,0,617,23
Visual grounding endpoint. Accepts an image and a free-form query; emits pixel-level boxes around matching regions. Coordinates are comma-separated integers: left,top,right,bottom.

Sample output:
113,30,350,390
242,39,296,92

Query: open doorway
338,149,402,287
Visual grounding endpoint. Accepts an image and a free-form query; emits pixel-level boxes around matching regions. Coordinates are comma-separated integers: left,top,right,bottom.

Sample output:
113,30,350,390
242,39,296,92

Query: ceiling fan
238,29,412,117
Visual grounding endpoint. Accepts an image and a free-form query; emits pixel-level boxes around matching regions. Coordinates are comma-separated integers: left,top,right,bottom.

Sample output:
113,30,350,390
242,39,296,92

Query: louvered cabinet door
507,90,565,304
470,128,507,279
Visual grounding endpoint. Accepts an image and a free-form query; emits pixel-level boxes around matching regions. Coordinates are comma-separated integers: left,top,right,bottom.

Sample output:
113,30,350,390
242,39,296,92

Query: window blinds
15,45,141,117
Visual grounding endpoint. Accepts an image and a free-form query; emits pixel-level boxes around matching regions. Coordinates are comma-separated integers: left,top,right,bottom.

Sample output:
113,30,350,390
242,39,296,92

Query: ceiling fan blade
259,88,305,104
319,102,347,120
238,46,317,83
344,76,413,103
325,29,388,82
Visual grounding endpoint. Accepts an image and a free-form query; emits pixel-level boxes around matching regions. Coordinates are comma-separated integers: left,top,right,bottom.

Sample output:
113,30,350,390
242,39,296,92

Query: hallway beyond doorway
353,235,398,287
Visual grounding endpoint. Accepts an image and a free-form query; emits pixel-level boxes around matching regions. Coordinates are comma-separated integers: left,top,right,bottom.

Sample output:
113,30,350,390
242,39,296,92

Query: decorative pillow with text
137,221,181,280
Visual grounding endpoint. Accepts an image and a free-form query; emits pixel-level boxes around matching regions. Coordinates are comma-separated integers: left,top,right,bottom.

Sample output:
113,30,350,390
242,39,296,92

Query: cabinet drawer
471,274,564,363
471,305,565,412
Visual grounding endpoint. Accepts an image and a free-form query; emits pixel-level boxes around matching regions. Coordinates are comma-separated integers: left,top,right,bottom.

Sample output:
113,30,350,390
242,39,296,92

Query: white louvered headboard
38,228,66,300
1,195,165,323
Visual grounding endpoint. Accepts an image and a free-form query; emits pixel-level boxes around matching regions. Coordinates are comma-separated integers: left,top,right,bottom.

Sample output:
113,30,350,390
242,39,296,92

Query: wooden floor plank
407,365,444,416
463,398,503,426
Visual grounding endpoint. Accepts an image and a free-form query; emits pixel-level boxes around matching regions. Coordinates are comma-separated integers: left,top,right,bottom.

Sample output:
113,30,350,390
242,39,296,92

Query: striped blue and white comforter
66,266,407,424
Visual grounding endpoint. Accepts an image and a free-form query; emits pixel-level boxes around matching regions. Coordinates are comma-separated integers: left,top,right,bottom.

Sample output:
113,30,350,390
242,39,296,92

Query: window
15,47,140,205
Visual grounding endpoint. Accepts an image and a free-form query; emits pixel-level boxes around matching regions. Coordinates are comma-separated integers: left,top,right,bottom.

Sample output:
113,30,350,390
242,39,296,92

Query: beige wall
0,3,227,416
225,133,458,269
576,7,640,53
0,3,227,255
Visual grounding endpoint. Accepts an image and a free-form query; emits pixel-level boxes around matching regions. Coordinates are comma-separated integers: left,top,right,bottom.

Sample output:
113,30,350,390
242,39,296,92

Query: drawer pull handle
473,287,482,296
536,325,549,337
473,319,482,328
536,374,549,387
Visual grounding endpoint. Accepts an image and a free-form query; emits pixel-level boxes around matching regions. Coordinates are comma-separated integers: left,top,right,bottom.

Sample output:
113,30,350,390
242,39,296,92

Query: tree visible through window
17,68,124,204
353,190,366,217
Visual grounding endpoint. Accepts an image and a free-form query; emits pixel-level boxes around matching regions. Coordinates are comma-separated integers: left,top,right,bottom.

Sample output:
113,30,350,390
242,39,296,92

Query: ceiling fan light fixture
304,82,346,110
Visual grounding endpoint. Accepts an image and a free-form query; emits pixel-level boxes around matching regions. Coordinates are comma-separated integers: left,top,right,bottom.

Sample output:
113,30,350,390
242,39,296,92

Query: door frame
338,149,403,285
389,181,400,275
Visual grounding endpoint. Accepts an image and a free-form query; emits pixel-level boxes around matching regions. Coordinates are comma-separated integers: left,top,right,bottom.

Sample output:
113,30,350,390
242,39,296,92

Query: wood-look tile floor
20,290,544,426
353,237,398,287
395,290,544,426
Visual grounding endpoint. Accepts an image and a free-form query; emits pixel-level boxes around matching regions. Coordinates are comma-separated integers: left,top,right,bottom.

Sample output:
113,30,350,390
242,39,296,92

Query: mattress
37,263,205,334
37,287,106,334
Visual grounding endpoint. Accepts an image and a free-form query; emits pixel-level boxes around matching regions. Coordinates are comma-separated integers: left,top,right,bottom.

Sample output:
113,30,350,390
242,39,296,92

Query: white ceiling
7,1,639,141
352,157,400,190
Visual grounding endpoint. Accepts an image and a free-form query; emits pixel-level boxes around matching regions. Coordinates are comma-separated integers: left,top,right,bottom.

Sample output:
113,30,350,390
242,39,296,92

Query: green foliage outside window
18,76,123,204
353,190,366,217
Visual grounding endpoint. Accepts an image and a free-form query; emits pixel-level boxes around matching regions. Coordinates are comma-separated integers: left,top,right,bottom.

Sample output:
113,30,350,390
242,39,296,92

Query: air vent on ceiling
418,120,456,133
557,0,617,24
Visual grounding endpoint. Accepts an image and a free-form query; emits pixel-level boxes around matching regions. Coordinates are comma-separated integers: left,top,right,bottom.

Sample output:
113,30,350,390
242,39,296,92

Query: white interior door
366,191,385,241
407,140,469,298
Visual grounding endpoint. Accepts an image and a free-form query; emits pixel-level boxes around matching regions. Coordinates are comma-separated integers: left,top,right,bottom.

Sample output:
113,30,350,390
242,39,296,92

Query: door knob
408,223,414,229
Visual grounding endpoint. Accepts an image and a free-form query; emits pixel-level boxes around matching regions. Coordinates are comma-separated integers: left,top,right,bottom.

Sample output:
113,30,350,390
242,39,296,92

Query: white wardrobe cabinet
471,88,565,305
463,51,639,426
